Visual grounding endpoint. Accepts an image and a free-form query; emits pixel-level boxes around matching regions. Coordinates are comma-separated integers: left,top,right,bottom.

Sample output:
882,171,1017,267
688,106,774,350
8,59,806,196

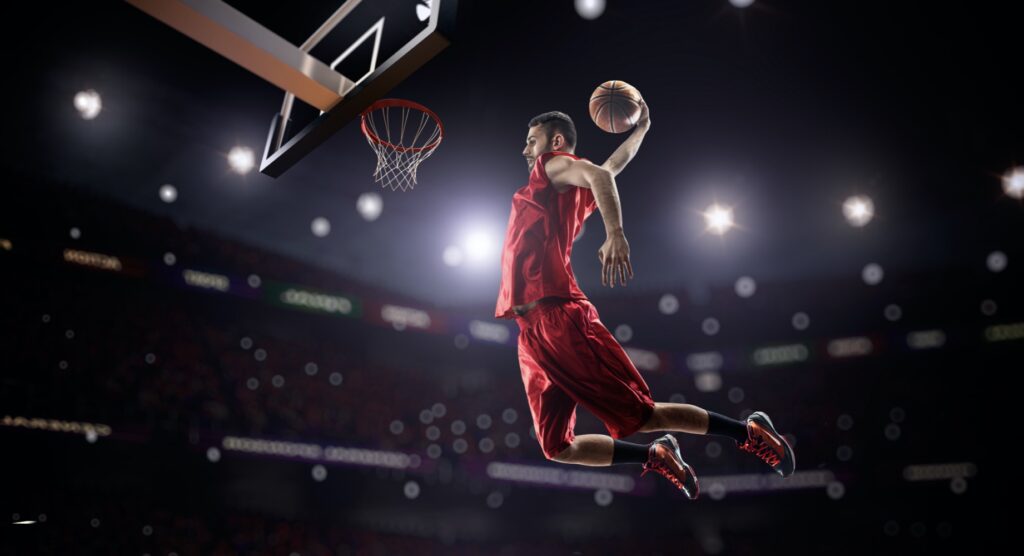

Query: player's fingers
626,258,634,279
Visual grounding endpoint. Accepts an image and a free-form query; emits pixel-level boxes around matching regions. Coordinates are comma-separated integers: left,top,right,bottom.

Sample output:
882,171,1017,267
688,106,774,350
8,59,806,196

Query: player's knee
549,442,574,462
637,404,661,432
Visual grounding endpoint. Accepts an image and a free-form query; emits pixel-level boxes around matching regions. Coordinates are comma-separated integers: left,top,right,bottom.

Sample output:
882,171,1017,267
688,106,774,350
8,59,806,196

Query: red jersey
494,151,599,320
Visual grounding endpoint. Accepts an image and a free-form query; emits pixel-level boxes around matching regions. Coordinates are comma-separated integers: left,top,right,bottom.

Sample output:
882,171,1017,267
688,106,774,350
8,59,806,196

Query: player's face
523,125,550,171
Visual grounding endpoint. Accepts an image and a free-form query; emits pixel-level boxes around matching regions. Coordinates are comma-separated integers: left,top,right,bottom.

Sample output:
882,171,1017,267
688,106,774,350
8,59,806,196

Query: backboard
127,0,457,177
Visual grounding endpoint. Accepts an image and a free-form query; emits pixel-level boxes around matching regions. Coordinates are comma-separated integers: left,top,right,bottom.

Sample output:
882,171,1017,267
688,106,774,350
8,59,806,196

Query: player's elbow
584,164,613,190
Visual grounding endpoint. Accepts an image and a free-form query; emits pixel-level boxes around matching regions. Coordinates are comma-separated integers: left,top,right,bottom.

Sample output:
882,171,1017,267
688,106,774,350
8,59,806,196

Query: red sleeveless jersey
494,151,599,320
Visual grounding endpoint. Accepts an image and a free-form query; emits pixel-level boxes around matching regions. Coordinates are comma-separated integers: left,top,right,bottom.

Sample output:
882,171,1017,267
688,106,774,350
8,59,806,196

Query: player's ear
552,133,564,150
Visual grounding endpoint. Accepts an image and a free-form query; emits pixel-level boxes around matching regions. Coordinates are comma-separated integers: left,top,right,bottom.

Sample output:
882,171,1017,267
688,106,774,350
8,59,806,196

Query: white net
361,102,443,192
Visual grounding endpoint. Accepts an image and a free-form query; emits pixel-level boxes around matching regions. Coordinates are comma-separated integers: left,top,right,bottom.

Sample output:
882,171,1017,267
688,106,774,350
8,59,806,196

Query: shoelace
738,434,781,467
641,451,686,491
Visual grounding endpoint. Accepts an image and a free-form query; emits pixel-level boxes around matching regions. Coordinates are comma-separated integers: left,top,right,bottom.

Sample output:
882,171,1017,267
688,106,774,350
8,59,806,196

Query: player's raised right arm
601,100,651,177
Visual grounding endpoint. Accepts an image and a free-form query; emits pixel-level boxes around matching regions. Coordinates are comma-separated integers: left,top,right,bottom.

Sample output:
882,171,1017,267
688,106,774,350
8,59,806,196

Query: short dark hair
528,111,577,150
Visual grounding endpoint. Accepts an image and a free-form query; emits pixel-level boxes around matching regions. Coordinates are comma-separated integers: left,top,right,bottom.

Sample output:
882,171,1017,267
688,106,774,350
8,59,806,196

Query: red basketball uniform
495,151,656,459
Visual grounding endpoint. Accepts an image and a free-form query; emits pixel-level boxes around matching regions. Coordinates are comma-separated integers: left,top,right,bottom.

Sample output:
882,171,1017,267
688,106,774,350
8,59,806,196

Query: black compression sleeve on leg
705,411,749,444
611,439,651,465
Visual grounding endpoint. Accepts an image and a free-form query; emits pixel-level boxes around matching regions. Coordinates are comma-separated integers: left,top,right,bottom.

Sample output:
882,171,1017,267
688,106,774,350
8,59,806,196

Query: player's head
524,111,577,170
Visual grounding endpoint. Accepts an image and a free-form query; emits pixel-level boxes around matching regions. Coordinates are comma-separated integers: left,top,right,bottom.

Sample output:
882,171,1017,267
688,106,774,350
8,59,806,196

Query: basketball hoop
360,99,444,191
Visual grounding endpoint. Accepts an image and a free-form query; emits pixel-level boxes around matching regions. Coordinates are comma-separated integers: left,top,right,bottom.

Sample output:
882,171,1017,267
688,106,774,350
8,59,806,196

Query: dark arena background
1,1,1017,554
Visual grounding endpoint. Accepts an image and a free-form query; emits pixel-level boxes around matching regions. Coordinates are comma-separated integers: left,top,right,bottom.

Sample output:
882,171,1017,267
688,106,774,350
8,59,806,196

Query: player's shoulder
541,151,590,173
541,152,598,192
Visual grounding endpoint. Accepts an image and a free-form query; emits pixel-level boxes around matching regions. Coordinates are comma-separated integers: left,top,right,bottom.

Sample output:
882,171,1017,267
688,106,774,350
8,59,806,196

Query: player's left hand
598,232,634,288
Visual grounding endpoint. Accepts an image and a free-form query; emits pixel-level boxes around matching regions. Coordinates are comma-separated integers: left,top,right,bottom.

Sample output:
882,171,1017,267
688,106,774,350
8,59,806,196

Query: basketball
589,80,643,133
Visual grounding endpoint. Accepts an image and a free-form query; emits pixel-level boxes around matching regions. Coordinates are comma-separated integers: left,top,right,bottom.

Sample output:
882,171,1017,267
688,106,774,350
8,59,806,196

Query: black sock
611,439,651,465
705,411,749,444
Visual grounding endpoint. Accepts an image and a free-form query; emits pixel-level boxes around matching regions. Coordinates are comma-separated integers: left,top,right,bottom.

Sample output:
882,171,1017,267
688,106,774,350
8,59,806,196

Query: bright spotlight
842,195,874,227
1003,166,1024,199
463,230,495,263
356,192,383,221
74,90,102,120
159,184,178,203
730,0,756,8
228,146,255,174
575,0,606,20
704,204,734,235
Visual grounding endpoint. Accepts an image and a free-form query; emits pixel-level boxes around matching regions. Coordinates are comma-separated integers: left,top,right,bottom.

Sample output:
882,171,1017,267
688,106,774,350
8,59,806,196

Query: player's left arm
545,155,634,288
544,156,623,237
600,99,651,177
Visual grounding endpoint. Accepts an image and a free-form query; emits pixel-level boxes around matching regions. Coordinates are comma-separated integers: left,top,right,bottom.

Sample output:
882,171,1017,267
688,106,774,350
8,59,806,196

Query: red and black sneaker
737,411,796,478
640,434,699,500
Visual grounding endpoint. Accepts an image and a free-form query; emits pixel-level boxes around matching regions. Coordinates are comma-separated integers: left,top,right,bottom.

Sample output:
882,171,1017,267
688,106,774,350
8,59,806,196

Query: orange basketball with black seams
589,80,643,133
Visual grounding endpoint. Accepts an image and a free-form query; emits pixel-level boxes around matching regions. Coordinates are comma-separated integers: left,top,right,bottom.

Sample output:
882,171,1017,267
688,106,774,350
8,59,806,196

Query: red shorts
514,297,656,459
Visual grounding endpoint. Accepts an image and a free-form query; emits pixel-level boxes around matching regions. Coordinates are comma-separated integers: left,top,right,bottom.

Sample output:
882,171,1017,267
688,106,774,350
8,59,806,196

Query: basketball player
494,101,795,499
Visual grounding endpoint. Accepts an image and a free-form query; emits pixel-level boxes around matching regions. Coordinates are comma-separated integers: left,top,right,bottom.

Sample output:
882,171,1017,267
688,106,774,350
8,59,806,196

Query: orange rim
360,98,444,154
